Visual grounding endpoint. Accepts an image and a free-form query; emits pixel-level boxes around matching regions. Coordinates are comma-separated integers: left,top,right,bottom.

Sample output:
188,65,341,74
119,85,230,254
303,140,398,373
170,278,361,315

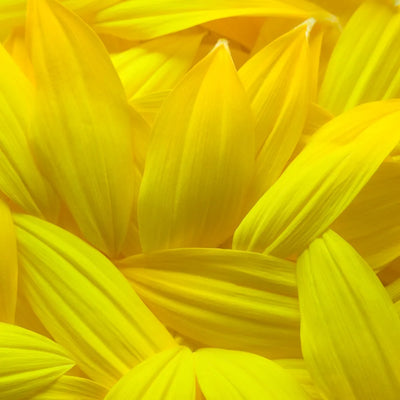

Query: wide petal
14,214,176,387
105,347,195,400
194,348,309,400
0,322,75,400
27,0,141,257
118,248,301,358
233,100,400,257
138,41,255,251
297,230,400,399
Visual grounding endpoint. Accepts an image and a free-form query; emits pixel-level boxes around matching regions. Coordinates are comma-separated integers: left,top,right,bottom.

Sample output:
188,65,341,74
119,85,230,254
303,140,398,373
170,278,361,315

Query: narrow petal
194,349,309,400
0,322,75,400
319,1,400,114
0,200,17,323
118,248,301,358
239,19,318,201
93,0,333,40
233,100,400,257
129,90,171,125
105,347,195,400
297,230,400,399
27,0,141,257
138,41,255,251
14,214,176,387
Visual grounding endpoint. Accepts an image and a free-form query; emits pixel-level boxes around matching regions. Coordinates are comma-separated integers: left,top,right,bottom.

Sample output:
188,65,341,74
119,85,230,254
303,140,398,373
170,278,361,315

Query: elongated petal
129,90,171,125
239,19,317,201
27,0,141,257
112,28,205,100
119,248,300,358
319,1,400,114
105,347,195,400
93,0,333,40
0,322,75,400
297,230,400,399
233,100,400,257
31,376,107,400
138,41,255,252
0,43,58,220
14,214,176,388
0,201,17,323
332,159,400,269
194,349,309,400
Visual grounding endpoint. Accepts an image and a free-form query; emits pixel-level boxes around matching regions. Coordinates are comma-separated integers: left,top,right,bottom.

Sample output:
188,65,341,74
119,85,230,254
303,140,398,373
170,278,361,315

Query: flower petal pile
1,0,400,399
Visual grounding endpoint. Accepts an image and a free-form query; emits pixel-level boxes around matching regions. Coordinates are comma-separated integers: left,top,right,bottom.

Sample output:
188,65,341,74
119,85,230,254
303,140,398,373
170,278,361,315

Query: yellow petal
0,200,17,323
332,159,400,270
194,348,310,400
0,322,75,400
138,41,255,252
27,0,141,257
239,19,318,201
14,214,176,388
118,248,301,358
319,1,400,114
112,28,205,101
105,347,195,400
297,230,400,399
233,100,400,257
93,0,333,40
31,376,107,400
0,43,58,220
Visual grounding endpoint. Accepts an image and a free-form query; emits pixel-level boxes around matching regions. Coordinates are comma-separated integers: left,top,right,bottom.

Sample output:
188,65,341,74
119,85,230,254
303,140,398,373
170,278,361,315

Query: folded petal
119,248,301,358
297,230,400,399
233,100,400,258
194,349,309,400
27,0,141,257
105,347,195,400
319,1,400,114
0,322,75,400
14,214,176,388
93,0,333,40
138,41,255,251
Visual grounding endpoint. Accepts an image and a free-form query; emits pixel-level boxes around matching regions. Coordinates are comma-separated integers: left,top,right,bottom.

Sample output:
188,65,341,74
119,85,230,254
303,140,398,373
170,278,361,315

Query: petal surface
297,230,400,399
14,214,176,388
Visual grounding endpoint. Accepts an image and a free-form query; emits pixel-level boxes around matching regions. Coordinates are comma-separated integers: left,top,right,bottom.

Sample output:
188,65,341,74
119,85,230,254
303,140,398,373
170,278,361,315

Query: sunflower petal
0,322,75,400
14,214,176,388
194,349,309,399
297,230,400,399
138,41,255,251
27,0,140,257
233,100,400,257
105,347,195,400
119,248,300,358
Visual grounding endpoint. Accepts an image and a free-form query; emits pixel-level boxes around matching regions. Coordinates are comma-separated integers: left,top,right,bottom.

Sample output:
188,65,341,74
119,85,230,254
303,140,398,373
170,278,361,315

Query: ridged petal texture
0,322,75,400
138,41,255,251
119,248,300,357
14,213,176,388
297,230,400,399
233,100,400,258
27,0,143,257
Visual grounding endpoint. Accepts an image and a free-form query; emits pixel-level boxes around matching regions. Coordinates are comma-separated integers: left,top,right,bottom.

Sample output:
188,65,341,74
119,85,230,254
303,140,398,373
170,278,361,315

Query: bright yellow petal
194,349,310,400
239,19,318,202
27,0,141,257
297,230,400,399
93,0,333,40
14,214,176,388
105,347,195,400
118,248,301,358
0,322,75,400
233,100,400,258
319,1,400,114
31,376,107,400
0,200,17,323
138,41,255,251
